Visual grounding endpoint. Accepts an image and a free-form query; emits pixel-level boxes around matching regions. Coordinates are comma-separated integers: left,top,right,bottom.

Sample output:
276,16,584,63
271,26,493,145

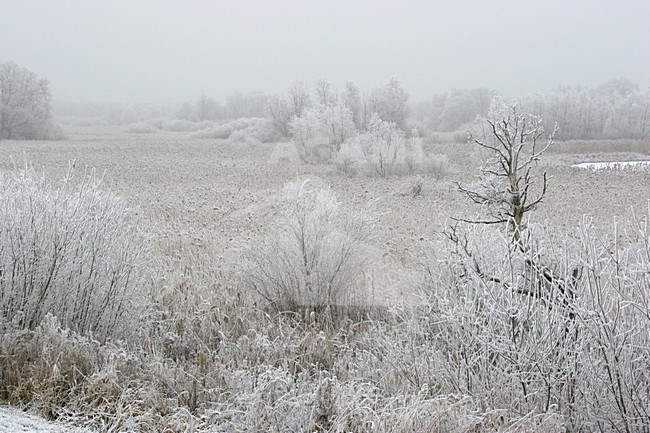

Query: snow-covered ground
0,406,91,433
572,160,650,170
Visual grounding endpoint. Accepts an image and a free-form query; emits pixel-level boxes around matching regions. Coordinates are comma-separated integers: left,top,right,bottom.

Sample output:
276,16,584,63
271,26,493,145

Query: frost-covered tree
411,93,448,132
195,93,222,121
268,81,312,137
343,80,363,130
288,81,311,116
338,119,449,178
267,94,293,137
438,88,495,131
314,79,337,106
317,103,357,149
290,108,326,162
456,98,556,246
438,90,474,131
225,91,268,119
0,61,53,139
362,78,411,131
177,93,223,122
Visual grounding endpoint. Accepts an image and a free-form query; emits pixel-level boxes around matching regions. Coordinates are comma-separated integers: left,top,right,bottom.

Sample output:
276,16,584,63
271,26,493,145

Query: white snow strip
0,406,92,433
572,160,650,171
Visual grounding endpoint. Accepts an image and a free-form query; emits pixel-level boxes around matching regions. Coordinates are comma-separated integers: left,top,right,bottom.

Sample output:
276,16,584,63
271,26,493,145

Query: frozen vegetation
1,66,650,432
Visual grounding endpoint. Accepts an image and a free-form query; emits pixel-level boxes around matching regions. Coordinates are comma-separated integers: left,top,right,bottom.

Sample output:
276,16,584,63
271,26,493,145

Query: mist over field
1,2,650,433
2,0,649,104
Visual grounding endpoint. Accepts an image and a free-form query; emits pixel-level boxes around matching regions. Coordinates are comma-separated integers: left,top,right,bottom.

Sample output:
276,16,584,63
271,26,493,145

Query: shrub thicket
337,115,451,177
404,218,650,432
191,117,278,143
239,179,376,316
2,215,647,432
290,104,357,164
0,164,149,341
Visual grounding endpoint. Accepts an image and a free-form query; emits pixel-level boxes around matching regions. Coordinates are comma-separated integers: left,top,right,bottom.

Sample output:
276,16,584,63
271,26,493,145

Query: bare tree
268,82,312,137
314,79,337,106
456,98,556,247
441,101,598,428
343,80,363,130
267,94,292,137
0,61,52,139
450,98,579,338
224,91,268,119
288,81,311,117
194,93,222,121
362,78,410,131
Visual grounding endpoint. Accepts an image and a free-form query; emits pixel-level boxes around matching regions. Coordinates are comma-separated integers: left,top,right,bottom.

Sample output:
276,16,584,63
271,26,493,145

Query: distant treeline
520,78,648,140
413,78,649,140
56,77,649,141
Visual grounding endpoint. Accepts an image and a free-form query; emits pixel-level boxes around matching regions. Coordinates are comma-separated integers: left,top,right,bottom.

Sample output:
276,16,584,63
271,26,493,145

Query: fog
2,0,649,104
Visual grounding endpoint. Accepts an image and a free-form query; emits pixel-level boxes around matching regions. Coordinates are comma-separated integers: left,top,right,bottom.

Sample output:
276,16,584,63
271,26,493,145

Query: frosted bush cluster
239,179,375,315
335,114,451,177
289,104,356,163
291,108,451,178
0,164,149,340
408,219,650,433
191,117,278,143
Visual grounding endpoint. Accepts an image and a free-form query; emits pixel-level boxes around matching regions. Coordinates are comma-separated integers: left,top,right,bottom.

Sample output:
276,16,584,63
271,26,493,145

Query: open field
1,130,649,432
1,130,648,304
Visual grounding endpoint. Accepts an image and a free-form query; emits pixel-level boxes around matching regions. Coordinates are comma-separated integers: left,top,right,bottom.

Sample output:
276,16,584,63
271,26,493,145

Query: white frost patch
572,160,650,171
0,406,92,433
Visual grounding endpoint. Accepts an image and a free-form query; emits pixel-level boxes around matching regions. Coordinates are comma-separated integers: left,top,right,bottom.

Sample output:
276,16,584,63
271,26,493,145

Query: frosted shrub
160,118,203,132
319,103,357,148
337,114,449,177
228,129,262,146
0,164,149,340
290,109,331,163
337,113,406,177
574,215,650,432
416,217,650,431
402,133,453,177
191,117,278,142
192,123,234,139
240,180,375,316
239,117,279,143
123,120,158,133
335,138,364,174
419,153,453,178
290,104,356,163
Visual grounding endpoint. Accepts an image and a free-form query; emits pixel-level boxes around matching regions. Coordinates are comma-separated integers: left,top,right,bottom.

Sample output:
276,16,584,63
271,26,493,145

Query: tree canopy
0,61,54,140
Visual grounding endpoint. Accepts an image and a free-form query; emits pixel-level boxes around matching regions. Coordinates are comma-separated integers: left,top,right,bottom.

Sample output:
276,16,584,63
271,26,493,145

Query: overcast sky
2,0,649,104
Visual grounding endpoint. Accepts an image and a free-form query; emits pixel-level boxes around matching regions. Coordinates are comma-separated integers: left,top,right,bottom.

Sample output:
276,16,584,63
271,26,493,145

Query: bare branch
456,98,553,242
